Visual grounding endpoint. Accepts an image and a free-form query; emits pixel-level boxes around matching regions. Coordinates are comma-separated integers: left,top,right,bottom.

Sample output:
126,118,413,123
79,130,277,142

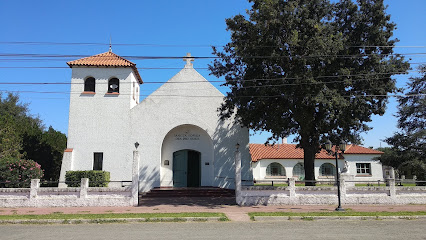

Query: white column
288,178,296,198
79,178,89,199
132,150,140,206
389,178,396,199
58,149,73,188
30,179,40,199
340,178,347,203
235,146,242,205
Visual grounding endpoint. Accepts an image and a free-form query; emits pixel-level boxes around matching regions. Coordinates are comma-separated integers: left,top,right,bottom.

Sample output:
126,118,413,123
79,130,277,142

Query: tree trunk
303,146,317,186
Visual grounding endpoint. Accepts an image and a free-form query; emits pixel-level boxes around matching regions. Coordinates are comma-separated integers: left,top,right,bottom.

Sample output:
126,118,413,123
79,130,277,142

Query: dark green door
173,150,187,187
173,150,201,187
187,150,201,187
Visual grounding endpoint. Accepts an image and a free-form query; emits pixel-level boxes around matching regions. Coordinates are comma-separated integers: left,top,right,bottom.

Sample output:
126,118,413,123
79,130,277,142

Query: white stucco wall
59,67,140,186
344,154,384,181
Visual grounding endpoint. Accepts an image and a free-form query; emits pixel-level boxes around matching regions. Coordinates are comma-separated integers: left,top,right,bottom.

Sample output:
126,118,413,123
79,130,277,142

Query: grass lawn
248,211,426,218
0,212,227,221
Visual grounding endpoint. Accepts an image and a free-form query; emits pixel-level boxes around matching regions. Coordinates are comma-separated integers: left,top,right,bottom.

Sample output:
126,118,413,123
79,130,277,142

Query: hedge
65,170,110,187
0,158,44,188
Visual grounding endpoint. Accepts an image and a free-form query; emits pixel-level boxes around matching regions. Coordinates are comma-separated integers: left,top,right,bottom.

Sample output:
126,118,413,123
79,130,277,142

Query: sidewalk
1,203,425,222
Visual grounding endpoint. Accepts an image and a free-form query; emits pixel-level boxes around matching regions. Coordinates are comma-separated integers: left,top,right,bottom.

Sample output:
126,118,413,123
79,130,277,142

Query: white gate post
30,179,40,199
132,150,140,206
79,178,89,199
288,178,296,198
235,143,242,205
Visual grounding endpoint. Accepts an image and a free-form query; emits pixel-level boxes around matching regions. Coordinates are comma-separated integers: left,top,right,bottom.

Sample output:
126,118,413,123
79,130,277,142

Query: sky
0,0,425,148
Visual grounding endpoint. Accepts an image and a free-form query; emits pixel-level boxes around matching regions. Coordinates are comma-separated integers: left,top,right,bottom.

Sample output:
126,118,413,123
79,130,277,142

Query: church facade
58,51,252,192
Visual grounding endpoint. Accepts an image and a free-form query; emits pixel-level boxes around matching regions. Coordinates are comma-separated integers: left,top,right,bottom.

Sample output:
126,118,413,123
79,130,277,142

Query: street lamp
325,140,347,211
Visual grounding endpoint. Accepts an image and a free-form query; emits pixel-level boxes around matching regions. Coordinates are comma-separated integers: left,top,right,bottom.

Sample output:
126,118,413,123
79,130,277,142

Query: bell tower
58,51,143,186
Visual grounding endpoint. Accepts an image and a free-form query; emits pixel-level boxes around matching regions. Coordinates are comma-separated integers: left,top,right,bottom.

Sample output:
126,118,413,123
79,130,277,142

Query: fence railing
252,178,426,187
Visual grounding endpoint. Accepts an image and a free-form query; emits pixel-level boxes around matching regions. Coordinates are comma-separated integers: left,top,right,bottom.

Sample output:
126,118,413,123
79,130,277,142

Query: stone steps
138,187,236,206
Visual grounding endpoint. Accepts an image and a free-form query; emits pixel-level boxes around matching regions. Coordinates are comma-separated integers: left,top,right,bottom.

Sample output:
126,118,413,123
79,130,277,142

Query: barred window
266,162,286,177
293,162,305,179
356,163,371,175
320,163,335,177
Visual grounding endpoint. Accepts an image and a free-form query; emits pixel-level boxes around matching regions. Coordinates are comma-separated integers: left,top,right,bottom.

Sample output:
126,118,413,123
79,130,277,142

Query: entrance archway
173,149,201,187
160,124,214,188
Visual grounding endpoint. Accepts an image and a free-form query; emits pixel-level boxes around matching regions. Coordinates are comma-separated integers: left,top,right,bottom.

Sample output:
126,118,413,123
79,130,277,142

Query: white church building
58,51,252,192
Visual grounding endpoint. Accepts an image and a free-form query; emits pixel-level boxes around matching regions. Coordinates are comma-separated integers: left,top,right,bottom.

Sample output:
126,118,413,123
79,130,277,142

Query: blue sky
0,0,425,148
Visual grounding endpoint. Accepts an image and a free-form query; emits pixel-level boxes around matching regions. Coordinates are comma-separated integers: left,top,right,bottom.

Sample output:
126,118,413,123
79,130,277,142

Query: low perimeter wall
237,178,426,205
234,149,426,206
0,179,139,208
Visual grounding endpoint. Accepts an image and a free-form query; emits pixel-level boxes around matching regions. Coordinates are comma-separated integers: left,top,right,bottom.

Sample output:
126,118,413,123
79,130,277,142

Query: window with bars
266,162,286,177
93,152,103,170
320,163,335,177
356,163,371,175
292,162,305,179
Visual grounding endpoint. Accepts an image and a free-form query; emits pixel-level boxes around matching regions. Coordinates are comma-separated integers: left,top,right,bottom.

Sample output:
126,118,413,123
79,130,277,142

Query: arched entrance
160,124,214,188
173,149,201,187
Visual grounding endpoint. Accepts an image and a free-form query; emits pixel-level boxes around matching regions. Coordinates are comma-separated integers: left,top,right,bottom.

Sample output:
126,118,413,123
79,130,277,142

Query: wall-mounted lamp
236,143,240,151
164,160,170,166
134,142,140,149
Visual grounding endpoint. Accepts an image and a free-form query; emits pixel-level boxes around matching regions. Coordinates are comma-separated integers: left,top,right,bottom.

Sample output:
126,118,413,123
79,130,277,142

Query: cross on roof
183,53,194,68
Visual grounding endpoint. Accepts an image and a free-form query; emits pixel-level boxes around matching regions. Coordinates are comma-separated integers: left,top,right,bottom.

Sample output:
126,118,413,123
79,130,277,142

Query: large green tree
210,0,409,185
0,92,67,182
380,65,425,183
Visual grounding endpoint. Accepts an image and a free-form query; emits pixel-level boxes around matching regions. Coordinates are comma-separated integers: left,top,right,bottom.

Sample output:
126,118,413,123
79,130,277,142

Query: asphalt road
1,220,425,240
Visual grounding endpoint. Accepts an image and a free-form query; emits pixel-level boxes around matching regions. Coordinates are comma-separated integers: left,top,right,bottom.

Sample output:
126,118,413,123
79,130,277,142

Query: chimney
282,137,287,144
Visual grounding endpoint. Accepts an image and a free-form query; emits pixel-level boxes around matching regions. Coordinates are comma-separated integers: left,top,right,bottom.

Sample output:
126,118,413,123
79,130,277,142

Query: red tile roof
249,144,383,162
67,51,143,84
344,145,384,154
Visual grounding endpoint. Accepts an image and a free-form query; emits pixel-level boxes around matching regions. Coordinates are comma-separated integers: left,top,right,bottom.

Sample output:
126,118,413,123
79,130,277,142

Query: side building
250,143,384,183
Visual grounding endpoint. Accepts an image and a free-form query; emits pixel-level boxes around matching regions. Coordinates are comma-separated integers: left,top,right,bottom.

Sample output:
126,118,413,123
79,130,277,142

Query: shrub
65,170,110,187
0,158,44,188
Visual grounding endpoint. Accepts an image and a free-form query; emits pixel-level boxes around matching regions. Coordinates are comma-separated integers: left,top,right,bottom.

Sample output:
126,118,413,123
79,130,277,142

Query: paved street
1,220,426,240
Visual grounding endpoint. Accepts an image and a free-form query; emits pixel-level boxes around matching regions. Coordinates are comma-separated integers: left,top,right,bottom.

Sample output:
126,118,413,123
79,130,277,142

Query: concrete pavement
1,203,425,222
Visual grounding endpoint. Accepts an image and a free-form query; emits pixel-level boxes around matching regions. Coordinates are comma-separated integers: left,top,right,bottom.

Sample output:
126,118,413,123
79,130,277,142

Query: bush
65,170,110,187
0,158,44,188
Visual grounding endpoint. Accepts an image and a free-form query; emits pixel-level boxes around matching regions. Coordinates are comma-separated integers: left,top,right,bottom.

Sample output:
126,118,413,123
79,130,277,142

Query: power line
0,52,425,60
1,89,423,99
1,41,426,49
0,71,418,86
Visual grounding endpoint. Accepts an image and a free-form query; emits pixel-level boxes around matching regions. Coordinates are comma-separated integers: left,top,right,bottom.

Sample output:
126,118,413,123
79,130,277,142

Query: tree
381,65,425,183
209,0,409,185
0,92,67,182
0,115,22,160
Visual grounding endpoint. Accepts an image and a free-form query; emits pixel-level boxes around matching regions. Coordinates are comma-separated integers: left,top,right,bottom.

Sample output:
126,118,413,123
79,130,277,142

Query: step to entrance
138,187,236,206
142,187,235,198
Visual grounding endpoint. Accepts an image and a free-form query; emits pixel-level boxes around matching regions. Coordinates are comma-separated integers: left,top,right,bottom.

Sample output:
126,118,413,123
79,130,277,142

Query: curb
253,215,426,221
0,217,226,225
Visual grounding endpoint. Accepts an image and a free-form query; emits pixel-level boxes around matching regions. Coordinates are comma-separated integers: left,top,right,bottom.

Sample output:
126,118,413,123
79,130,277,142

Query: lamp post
325,140,347,212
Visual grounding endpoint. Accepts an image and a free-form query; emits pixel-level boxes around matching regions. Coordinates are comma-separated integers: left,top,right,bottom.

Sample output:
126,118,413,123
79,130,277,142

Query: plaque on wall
174,130,200,140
